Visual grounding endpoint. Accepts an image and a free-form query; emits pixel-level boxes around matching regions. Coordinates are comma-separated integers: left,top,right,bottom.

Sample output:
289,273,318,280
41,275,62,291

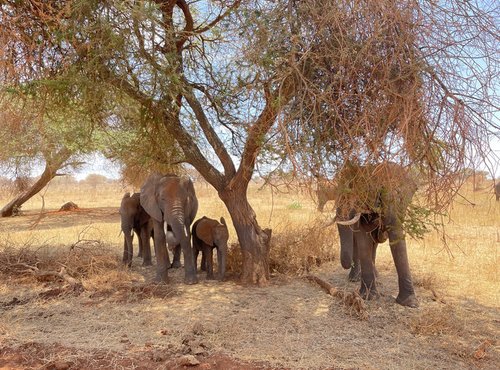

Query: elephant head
140,173,198,284
193,216,229,280
333,162,418,307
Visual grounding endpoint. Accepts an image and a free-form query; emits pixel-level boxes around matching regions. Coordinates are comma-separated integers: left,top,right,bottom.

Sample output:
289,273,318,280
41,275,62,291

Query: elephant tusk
335,212,361,226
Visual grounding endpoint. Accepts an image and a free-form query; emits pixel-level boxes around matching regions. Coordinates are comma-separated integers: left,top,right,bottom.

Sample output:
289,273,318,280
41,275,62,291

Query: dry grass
409,305,463,336
0,179,499,369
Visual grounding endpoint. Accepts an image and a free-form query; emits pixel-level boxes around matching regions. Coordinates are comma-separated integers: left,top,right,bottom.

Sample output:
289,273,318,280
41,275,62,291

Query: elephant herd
120,165,419,308
119,173,228,284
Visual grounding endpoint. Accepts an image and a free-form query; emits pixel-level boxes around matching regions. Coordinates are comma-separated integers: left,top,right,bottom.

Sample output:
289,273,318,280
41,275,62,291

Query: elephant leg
192,237,202,271
348,243,361,282
205,246,215,280
140,226,152,266
388,230,418,307
152,220,169,283
200,247,207,271
372,243,379,278
217,246,227,281
356,231,379,300
173,223,198,284
194,247,200,271
137,229,143,258
122,229,134,267
171,244,182,268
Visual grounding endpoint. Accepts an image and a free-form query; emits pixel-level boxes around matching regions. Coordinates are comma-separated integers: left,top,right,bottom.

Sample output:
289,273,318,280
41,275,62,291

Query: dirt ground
1,208,499,370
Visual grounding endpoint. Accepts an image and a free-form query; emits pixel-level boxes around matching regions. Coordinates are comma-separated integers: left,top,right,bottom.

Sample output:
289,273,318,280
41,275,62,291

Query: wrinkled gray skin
336,164,418,308
192,216,229,281
119,192,153,267
140,174,198,284
495,183,500,201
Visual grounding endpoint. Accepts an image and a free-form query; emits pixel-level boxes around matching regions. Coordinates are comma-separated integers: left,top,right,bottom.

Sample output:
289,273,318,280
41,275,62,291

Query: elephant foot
153,276,168,284
137,252,143,258
396,293,419,308
122,259,132,268
142,260,153,267
359,281,379,300
348,266,361,282
153,270,169,284
206,274,216,280
170,261,182,269
184,275,199,285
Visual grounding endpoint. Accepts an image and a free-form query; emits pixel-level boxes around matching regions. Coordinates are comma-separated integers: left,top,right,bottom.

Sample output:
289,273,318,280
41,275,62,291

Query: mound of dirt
59,202,79,212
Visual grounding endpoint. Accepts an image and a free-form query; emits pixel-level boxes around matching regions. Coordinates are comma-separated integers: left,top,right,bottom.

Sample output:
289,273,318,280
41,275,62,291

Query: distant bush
286,201,303,210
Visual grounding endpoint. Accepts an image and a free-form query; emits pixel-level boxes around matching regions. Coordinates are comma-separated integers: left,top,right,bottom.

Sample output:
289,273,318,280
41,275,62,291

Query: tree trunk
219,187,271,286
1,153,69,217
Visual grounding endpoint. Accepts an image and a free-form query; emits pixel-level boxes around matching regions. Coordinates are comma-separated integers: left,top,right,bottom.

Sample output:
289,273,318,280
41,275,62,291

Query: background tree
1,0,497,283
0,98,98,217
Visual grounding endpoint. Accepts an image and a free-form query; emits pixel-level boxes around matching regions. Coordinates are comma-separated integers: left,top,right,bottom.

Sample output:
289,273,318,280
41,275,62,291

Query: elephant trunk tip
341,259,352,269
340,254,353,269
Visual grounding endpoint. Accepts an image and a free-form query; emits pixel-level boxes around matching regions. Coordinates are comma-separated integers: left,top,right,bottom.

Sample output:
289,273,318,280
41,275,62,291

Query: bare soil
1,208,499,369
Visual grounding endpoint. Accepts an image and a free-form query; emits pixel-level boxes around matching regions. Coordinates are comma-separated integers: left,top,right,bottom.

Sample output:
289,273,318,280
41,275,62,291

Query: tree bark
219,186,271,286
1,150,70,217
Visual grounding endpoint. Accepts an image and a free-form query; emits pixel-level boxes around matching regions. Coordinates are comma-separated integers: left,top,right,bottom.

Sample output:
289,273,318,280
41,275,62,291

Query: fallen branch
306,274,367,319
10,262,83,291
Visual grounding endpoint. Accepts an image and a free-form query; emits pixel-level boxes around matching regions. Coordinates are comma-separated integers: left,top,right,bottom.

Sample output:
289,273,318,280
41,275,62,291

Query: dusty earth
0,208,499,369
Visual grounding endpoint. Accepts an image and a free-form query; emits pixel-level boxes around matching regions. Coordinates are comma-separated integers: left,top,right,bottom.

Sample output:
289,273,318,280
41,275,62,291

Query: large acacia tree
1,0,497,284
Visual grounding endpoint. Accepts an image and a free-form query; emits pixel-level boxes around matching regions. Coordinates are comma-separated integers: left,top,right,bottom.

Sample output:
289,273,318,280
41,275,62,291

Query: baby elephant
120,192,153,267
192,216,229,281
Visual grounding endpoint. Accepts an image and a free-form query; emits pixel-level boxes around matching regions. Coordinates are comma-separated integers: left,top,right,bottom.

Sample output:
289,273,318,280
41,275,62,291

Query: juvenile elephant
119,192,153,267
333,162,418,307
192,216,229,281
140,173,198,284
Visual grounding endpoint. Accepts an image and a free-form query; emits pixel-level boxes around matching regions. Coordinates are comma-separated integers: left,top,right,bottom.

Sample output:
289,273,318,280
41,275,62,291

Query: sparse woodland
0,1,498,369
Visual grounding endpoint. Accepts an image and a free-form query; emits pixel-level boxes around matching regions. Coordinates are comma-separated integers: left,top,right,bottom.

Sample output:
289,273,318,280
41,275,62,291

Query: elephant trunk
337,224,354,269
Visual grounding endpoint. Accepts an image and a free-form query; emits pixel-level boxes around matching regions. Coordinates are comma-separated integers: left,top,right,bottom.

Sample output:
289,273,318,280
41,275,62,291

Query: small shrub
269,220,338,275
226,243,243,275
0,240,121,281
224,220,338,277
286,201,303,210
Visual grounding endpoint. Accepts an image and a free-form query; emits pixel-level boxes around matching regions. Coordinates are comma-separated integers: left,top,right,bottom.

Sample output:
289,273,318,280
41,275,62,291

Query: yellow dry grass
0,178,499,369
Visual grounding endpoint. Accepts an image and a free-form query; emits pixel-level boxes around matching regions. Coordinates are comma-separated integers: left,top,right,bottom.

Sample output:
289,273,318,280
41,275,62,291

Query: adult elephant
333,162,418,308
119,192,153,267
140,173,198,284
192,216,229,281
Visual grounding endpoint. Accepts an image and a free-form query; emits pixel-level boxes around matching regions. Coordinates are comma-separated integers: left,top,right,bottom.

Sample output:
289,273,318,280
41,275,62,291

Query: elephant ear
196,219,214,246
140,173,163,222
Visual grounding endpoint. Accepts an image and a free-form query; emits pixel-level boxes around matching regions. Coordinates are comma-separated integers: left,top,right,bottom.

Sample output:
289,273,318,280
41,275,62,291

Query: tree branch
183,81,236,179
